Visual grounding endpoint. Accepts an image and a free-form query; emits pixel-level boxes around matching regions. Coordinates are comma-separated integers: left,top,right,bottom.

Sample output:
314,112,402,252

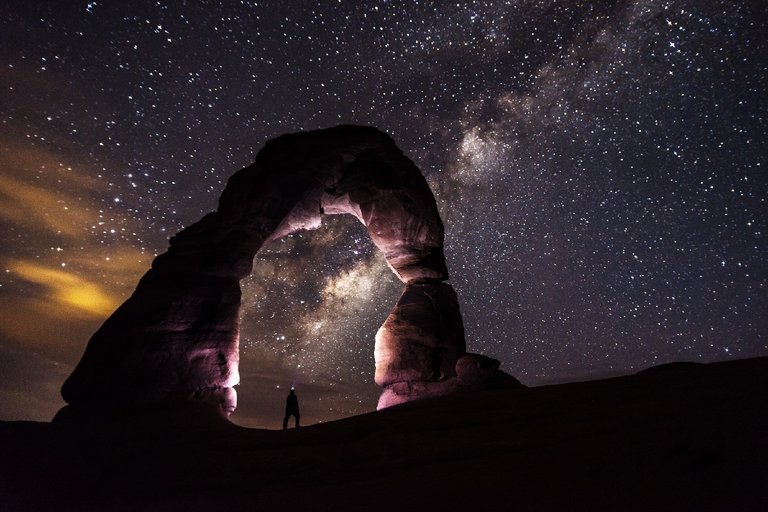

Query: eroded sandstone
61,125,517,416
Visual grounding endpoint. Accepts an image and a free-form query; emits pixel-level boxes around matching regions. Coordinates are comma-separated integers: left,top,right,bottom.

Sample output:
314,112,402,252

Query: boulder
456,353,524,390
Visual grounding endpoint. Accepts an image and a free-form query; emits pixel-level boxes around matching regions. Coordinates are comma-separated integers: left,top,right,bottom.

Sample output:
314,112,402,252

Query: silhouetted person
283,388,300,429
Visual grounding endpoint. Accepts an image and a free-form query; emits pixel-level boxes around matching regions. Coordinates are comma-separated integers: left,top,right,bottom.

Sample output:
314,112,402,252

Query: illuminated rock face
61,125,516,415
374,282,466,387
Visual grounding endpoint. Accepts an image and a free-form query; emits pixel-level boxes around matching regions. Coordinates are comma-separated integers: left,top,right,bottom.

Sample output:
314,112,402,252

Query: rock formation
61,125,518,416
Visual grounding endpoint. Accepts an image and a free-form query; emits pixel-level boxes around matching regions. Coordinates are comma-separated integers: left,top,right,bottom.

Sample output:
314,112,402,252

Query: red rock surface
61,126,514,414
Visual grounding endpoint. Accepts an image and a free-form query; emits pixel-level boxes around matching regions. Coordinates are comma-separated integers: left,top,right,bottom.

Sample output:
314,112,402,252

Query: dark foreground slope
2,357,767,511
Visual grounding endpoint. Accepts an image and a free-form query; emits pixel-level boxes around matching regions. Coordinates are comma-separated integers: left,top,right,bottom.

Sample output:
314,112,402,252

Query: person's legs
283,412,290,430
295,412,300,428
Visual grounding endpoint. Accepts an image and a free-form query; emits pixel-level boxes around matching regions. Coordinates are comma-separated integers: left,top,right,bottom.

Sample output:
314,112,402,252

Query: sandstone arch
61,125,516,415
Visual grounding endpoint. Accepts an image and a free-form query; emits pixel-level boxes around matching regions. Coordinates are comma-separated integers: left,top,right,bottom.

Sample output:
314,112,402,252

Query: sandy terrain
2,357,766,511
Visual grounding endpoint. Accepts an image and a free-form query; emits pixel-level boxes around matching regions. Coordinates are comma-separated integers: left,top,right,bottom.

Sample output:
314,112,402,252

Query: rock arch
61,125,516,416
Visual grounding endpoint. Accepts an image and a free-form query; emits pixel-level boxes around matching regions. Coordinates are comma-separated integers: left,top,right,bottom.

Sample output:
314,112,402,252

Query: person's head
289,388,295,395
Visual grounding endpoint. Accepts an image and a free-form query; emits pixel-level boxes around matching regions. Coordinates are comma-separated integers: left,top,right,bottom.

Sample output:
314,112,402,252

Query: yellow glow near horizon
10,260,119,317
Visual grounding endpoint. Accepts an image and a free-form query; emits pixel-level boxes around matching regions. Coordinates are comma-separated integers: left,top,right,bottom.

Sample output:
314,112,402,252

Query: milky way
0,1,765,428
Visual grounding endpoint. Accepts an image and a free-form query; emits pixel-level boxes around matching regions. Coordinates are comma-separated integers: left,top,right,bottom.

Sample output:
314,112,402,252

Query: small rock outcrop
61,125,517,416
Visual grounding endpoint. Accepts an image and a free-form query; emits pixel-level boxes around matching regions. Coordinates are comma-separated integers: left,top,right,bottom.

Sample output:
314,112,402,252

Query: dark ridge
2,356,766,511
635,360,705,376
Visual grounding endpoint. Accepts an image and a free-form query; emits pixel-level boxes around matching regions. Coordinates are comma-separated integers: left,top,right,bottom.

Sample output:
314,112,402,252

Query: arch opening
60,125,516,418
233,216,400,427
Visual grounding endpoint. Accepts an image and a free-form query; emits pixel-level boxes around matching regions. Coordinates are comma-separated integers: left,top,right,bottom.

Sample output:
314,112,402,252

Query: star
0,0,765,428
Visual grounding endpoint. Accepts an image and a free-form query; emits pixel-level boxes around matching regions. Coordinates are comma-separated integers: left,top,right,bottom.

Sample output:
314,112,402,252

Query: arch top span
60,125,518,417
246,124,449,283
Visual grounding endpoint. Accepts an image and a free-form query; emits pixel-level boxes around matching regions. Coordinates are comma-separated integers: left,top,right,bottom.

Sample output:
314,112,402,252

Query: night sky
0,1,765,429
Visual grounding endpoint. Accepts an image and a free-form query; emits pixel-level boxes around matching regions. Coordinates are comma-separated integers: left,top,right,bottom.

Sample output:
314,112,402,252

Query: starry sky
0,0,765,429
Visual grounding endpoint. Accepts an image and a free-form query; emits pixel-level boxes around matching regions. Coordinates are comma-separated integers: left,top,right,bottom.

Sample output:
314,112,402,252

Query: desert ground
2,356,766,511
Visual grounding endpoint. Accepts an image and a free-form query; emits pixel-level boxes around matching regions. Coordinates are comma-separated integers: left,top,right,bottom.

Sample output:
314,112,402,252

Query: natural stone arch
61,125,516,416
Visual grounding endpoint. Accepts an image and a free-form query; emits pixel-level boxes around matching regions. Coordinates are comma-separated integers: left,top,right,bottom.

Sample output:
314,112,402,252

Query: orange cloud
9,260,120,317
0,172,95,237
0,140,144,238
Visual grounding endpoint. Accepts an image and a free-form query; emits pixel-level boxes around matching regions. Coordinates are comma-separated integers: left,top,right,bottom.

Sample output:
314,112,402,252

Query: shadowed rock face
61,125,516,416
